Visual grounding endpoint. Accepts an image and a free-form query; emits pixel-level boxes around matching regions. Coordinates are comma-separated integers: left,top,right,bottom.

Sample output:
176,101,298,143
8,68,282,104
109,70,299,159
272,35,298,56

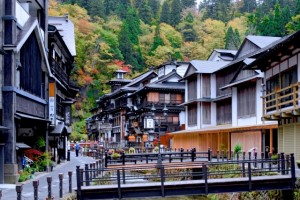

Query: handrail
262,82,300,115
76,153,295,200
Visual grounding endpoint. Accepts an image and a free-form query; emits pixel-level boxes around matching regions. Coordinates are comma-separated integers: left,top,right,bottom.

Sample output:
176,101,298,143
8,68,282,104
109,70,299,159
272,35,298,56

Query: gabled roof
246,35,281,49
182,60,229,80
234,35,281,60
48,15,76,56
154,69,182,83
246,31,300,70
98,69,157,101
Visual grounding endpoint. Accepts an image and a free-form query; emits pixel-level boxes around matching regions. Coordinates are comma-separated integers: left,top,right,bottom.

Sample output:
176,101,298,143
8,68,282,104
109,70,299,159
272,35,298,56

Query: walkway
0,151,96,199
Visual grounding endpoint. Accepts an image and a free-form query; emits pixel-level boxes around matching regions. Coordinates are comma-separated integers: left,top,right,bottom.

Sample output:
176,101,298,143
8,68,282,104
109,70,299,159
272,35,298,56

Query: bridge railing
76,153,296,199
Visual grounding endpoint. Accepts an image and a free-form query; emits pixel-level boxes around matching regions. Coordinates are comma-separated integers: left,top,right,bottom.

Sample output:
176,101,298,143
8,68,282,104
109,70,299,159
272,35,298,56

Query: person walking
75,142,80,157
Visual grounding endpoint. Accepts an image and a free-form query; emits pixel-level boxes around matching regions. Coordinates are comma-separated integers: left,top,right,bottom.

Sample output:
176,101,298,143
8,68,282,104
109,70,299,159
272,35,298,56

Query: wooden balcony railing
50,59,68,85
262,82,300,117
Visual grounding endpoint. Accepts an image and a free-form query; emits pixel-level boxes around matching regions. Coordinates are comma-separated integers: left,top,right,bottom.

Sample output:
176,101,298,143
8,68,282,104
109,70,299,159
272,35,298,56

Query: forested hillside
48,0,300,140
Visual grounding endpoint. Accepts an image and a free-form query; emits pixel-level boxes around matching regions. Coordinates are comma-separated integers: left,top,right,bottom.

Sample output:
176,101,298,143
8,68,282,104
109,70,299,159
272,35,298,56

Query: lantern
128,135,136,142
142,134,148,142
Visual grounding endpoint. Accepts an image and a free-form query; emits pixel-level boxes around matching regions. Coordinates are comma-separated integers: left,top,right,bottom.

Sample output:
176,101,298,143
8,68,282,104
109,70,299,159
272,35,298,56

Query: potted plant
111,153,121,160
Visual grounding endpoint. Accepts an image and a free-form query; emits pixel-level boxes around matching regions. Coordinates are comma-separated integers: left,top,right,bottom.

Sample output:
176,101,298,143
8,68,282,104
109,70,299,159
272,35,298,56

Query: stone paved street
0,151,96,200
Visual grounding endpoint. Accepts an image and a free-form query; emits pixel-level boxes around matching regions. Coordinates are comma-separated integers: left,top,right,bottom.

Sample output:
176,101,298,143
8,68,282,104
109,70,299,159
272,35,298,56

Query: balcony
50,60,68,85
262,82,300,120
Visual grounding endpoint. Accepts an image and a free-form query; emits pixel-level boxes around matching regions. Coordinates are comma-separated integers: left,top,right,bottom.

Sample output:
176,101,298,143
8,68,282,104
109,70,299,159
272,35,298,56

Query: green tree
181,12,197,42
149,25,164,55
149,0,160,19
225,26,241,50
160,1,170,24
125,8,141,45
181,0,196,9
286,15,300,33
294,0,300,16
240,0,257,13
138,0,152,24
170,0,182,27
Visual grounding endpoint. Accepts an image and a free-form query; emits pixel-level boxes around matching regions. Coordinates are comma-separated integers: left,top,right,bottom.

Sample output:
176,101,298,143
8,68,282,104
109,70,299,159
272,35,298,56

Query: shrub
24,149,42,161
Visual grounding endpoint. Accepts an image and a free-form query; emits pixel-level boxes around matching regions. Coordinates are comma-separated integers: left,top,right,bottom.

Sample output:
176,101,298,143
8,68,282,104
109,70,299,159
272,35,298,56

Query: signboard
65,105,71,126
49,97,55,125
144,118,154,129
101,123,112,131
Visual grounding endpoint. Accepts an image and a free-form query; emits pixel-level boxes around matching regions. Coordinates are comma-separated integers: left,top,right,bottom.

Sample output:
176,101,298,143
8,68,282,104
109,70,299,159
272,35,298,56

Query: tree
149,25,164,55
160,1,170,24
181,12,197,42
138,0,152,24
170,0,182,27
240,0,257,13
225,26,241,50
181,0,196,9
286,15,300,34
149,0,160,19
124,8,141,45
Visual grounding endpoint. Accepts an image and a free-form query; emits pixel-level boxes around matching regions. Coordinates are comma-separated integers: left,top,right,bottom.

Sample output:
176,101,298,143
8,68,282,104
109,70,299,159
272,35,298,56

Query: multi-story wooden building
89,61,188,150
248,30,300,160
171,36,280,155
0,0,77,183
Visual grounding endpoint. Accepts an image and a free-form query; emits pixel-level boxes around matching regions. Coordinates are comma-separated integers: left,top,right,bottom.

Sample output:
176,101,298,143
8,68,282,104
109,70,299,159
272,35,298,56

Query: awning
0,125,9,130
49,124,71,136
15,113,51,123
16,143,31,150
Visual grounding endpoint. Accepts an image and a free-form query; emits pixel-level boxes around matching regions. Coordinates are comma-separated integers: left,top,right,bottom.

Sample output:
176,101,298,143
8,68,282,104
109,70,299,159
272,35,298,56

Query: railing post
180,148,184,162
248,162,252,191
0,189,2,200
47,176,52,200
221,150,224,162
90,163,93,179
169,153,172,163
33,180,39,200
231,151,233,161
261,152,264,169
117,170,122,199
254,152,257,168
68,171,72,193
76,166,82,200
191,148,195,162
16,184,22,200
59,173,63,198
80,168,84,186
242,152,246,160
122,152,125,165
208,148,211,162
268,152,272,171
242,161,246,177
286,154,290,174
277,153,281,173
203,163,208,194
93,163,96,178
105,152,108,167
217,150,219,162
226,150,229,162
248,151,251,160
122,168,126,184
146,155,149,164
290,153,296,189
160,165,165,197
85,164,90,186
236,152,239,161
281,153,285,175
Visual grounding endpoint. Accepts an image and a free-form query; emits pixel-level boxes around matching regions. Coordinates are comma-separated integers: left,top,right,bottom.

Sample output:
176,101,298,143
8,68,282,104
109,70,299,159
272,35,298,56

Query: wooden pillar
270,128,273,154
217,132,220,151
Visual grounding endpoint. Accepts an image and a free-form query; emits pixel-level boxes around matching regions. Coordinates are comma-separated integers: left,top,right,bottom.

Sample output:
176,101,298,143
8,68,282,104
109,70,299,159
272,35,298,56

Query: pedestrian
75,142,80,157
22,155,26,169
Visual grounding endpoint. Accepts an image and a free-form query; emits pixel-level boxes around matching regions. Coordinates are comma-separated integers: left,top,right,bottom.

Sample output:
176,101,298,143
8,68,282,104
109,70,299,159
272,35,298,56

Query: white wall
16,2,30,27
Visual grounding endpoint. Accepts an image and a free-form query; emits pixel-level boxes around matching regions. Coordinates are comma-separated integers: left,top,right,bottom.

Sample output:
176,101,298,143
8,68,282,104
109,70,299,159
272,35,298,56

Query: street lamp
151,104,168,167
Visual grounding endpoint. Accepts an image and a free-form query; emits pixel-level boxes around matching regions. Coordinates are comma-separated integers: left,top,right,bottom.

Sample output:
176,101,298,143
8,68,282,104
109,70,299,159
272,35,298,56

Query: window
217,99,232,125
202,102,211,124
202,74,211,98
237,83,256,118
147,92,159,103
188,79,197,100
188,104,197,126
